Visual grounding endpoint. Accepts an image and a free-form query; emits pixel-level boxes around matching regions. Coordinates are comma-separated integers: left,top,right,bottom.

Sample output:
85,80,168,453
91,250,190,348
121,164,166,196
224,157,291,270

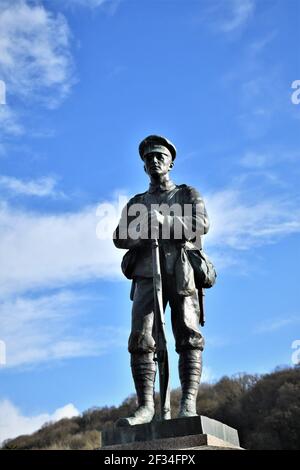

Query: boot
116,353,156,427
178,349,202,418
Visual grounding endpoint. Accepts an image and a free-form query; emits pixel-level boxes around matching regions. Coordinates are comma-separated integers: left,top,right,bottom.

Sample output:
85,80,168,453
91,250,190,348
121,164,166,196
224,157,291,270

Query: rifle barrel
152,239,171,420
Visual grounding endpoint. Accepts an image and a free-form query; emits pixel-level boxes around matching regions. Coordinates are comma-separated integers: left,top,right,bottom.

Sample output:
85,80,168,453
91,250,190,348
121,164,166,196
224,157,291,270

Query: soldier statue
113,135,213,427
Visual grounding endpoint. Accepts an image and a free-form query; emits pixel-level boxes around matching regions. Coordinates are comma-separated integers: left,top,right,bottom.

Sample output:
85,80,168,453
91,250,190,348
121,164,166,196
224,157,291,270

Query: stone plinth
100,416,242,450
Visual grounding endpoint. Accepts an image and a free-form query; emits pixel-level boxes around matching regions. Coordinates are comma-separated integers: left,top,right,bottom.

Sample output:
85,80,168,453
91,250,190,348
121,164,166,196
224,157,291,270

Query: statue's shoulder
128,190,148,204
176,183,203,200
176,183,197,191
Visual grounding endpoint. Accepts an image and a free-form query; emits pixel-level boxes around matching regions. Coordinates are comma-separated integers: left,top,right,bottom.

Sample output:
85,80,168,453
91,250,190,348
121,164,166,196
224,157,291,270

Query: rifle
151,238,171,420
199,287,205,327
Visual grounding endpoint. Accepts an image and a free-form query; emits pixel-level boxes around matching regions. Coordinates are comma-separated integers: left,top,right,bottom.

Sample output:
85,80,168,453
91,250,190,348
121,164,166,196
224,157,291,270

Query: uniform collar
148,179,176,193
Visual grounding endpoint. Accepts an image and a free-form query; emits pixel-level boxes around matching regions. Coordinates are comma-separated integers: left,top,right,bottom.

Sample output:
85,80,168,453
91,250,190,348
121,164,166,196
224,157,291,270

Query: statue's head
139,135,176,177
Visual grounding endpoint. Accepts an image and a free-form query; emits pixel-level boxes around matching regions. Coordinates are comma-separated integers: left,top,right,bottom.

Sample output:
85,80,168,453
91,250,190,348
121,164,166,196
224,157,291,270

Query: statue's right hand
138,212,149,240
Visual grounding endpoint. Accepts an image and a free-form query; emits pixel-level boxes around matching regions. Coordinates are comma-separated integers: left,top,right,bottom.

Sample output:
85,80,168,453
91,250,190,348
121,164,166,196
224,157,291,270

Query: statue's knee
175,332,205,353
128,331,156,354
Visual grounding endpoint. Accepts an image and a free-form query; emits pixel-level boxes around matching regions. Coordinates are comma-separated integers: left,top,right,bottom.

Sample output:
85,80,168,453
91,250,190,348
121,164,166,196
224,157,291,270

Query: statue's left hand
148,209,164,227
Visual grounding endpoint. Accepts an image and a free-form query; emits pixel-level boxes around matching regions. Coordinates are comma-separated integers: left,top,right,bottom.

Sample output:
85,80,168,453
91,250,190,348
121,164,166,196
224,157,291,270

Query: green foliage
2,366,299,450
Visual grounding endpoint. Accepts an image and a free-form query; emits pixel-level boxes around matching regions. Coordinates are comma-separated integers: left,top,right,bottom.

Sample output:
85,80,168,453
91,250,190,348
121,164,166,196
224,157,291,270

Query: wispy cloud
248,31,277,56
0,175,63,198
0,193,127,369
0,105,23,136
1,174,299,298
255,315,300,334
0,180,299,368
0,175,65,198
0,399,79,444
0,188,123,370
236,67,286,138
0,201,122,297
240,151,273,169
239,150,300,170
205,189,300,251
0,0,75,141
219,0,255,33
0,0,74,108
206,0,255,34
0,0,121,139
63,0,108,7
219,22,285,139
52,0,121,14
0,290,128,368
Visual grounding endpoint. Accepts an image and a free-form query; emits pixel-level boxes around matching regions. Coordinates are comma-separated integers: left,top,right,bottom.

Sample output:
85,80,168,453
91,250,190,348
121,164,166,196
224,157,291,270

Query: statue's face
143,152,173,177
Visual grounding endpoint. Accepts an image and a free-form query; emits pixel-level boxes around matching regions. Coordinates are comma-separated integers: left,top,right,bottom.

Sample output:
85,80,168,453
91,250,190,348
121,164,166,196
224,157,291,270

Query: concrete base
101,433,242,450
100,416,242,450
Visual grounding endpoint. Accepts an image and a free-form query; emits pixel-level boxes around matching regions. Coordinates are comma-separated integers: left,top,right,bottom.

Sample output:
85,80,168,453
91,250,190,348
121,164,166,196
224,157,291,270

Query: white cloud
0,195,128,368
220,0,255,32
0,0,120,138
65,0,108,6
207,0,255,34
0,105,23,136
62,0,120,10
0,186,299,368
49,0,121,15
0,290,128,367
1,185,299,298
0,175,64,198
255,315,300,334
248,31,277,55
239,150,300,170
0,399,79,445
205,189,300,251
228,34,293,138
240,151,272,169
0,201,122,296
0,192,124,368
0,0,74,113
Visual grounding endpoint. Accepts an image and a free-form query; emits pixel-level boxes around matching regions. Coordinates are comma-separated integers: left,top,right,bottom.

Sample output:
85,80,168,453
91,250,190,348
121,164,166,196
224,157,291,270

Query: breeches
128,276,204,354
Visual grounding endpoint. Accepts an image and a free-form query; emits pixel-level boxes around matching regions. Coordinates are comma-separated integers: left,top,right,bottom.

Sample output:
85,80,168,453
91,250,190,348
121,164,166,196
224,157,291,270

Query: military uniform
114,180,209,354
113,135,210,425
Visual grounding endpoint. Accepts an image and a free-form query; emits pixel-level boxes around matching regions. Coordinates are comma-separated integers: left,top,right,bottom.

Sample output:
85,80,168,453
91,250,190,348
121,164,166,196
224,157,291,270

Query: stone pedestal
99,416,242,450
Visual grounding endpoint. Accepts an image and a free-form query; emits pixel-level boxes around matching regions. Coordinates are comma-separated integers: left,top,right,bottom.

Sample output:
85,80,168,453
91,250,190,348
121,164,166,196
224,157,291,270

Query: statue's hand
149,209,165,226
138,210,164,240
148,209,164,239
138,212,150,240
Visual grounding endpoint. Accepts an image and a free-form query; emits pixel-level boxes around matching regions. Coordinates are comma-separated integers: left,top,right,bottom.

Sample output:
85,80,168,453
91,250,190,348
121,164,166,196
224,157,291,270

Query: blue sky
0,0,299,442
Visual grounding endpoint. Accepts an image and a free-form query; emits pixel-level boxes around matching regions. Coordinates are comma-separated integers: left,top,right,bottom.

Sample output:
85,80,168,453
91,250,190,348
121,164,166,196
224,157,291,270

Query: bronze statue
113,135,215,427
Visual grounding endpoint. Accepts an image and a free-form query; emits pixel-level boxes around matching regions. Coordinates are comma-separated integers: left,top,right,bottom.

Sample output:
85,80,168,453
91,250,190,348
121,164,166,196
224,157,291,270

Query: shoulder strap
164,186,181,203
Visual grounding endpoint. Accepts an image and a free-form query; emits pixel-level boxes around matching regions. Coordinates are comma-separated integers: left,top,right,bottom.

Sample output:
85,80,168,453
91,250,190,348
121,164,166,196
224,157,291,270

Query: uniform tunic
113,179,209,354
